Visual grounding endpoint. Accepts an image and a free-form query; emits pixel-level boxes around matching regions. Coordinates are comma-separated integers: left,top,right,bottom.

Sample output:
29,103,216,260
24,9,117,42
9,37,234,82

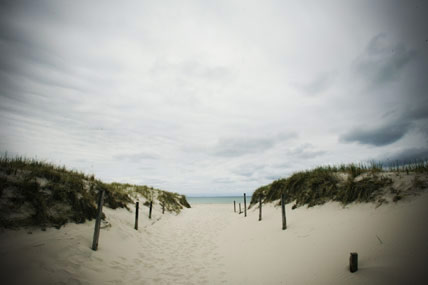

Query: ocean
186,196,252,205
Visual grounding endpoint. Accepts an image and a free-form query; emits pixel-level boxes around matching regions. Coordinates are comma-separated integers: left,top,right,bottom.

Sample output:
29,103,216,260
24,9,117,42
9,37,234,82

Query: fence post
92,189,105,251
244,193,247,217
350,253,358,273
149,201,153,219
135,201,139,230
259,196,262,221
234,201,236,213
281,193,287,230
239,203,242,214
162,203,165,214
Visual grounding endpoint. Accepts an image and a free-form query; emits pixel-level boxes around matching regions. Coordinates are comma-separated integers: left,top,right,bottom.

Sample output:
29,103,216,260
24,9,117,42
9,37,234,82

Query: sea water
186,196,252,205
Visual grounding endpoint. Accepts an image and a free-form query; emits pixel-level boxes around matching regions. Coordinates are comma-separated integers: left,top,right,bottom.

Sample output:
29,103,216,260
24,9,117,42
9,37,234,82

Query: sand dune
1,192,428,284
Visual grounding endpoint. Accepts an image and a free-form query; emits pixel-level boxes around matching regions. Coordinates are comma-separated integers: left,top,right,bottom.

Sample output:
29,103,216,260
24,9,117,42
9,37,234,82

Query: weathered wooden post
281,193,287,230
149,201,153,219
349,252,358,273
162,203,165,214
135,201,139,230
234,201,236,213
239,203,242,214
92,189,105,251
259,196,262,221
244,193,247,217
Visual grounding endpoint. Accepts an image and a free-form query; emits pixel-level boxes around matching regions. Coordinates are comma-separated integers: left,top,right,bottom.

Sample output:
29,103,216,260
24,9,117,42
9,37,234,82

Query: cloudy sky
1,0,427,196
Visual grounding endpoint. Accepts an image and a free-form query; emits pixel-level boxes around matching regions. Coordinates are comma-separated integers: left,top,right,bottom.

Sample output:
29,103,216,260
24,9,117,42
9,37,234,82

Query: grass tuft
250,161,426,208
0,155,190,229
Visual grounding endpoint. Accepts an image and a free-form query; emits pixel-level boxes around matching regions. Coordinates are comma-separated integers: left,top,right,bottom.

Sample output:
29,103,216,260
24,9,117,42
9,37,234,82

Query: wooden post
259,196,262,221
244,193,247,217
234,201,236,213
162,203,165,214
350,253,358,273
92,189,105,251
239,203,242,214
281,193,287,230
134,202,139,230
149,201,153,219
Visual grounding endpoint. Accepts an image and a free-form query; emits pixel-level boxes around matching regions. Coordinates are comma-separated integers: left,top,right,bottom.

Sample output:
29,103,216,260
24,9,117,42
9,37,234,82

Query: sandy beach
2,1,428,284
1,192,428,284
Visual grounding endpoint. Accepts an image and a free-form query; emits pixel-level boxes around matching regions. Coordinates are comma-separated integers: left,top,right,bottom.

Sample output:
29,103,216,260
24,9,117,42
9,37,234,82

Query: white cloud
1,0,427,196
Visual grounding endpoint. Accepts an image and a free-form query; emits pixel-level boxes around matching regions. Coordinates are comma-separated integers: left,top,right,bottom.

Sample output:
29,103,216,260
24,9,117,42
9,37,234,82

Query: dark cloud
408,104,428,121
381,147,428,165
0,26,75,81
212,132,296,157
341,30,428,148
340,121,411,146
353,33,416,88
0,3,88,92
340,97,428,148
405,103,428,140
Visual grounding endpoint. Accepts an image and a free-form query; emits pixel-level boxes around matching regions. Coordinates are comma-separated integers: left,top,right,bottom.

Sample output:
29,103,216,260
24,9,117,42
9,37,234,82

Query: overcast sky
1,0,427,196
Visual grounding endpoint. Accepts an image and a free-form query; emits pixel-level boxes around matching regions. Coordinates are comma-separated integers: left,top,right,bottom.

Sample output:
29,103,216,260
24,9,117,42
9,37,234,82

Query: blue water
186,196,252,205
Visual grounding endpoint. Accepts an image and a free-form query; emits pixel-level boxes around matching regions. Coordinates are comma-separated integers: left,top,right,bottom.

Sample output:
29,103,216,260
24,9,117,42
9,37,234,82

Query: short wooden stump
349,252,358,273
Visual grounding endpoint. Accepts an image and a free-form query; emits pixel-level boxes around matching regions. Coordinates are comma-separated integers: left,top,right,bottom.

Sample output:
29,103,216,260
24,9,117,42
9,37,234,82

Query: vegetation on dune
158,191,191,213
0,156,190,229
250,161,428,209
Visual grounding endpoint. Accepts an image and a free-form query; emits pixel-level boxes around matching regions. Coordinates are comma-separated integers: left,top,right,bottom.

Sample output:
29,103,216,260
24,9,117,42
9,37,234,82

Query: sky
0,0,427,196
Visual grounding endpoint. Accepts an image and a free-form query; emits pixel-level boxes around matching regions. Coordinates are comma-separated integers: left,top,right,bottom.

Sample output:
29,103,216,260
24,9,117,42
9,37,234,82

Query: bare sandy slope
1,193,428,284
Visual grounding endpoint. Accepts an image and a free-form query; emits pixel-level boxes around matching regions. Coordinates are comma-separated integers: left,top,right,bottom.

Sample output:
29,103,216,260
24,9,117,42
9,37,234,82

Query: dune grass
158,191,191,213
0,156,190,229
250,161,428,208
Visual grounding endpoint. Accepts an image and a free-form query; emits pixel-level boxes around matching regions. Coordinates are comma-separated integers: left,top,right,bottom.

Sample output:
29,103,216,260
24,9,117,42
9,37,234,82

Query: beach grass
0,155,190,229
250,161,428,208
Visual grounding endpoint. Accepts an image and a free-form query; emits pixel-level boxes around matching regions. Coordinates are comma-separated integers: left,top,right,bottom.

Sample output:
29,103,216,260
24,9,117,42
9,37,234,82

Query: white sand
1,193,428,284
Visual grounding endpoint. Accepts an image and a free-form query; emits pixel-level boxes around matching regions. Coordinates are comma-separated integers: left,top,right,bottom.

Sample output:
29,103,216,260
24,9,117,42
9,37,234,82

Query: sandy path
144,205,230,284
125,195,428,284
1,194,428,284
0,204,233,285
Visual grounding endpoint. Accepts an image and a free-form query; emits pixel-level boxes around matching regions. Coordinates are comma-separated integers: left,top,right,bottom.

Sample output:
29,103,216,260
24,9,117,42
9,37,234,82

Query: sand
1,193,428,284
